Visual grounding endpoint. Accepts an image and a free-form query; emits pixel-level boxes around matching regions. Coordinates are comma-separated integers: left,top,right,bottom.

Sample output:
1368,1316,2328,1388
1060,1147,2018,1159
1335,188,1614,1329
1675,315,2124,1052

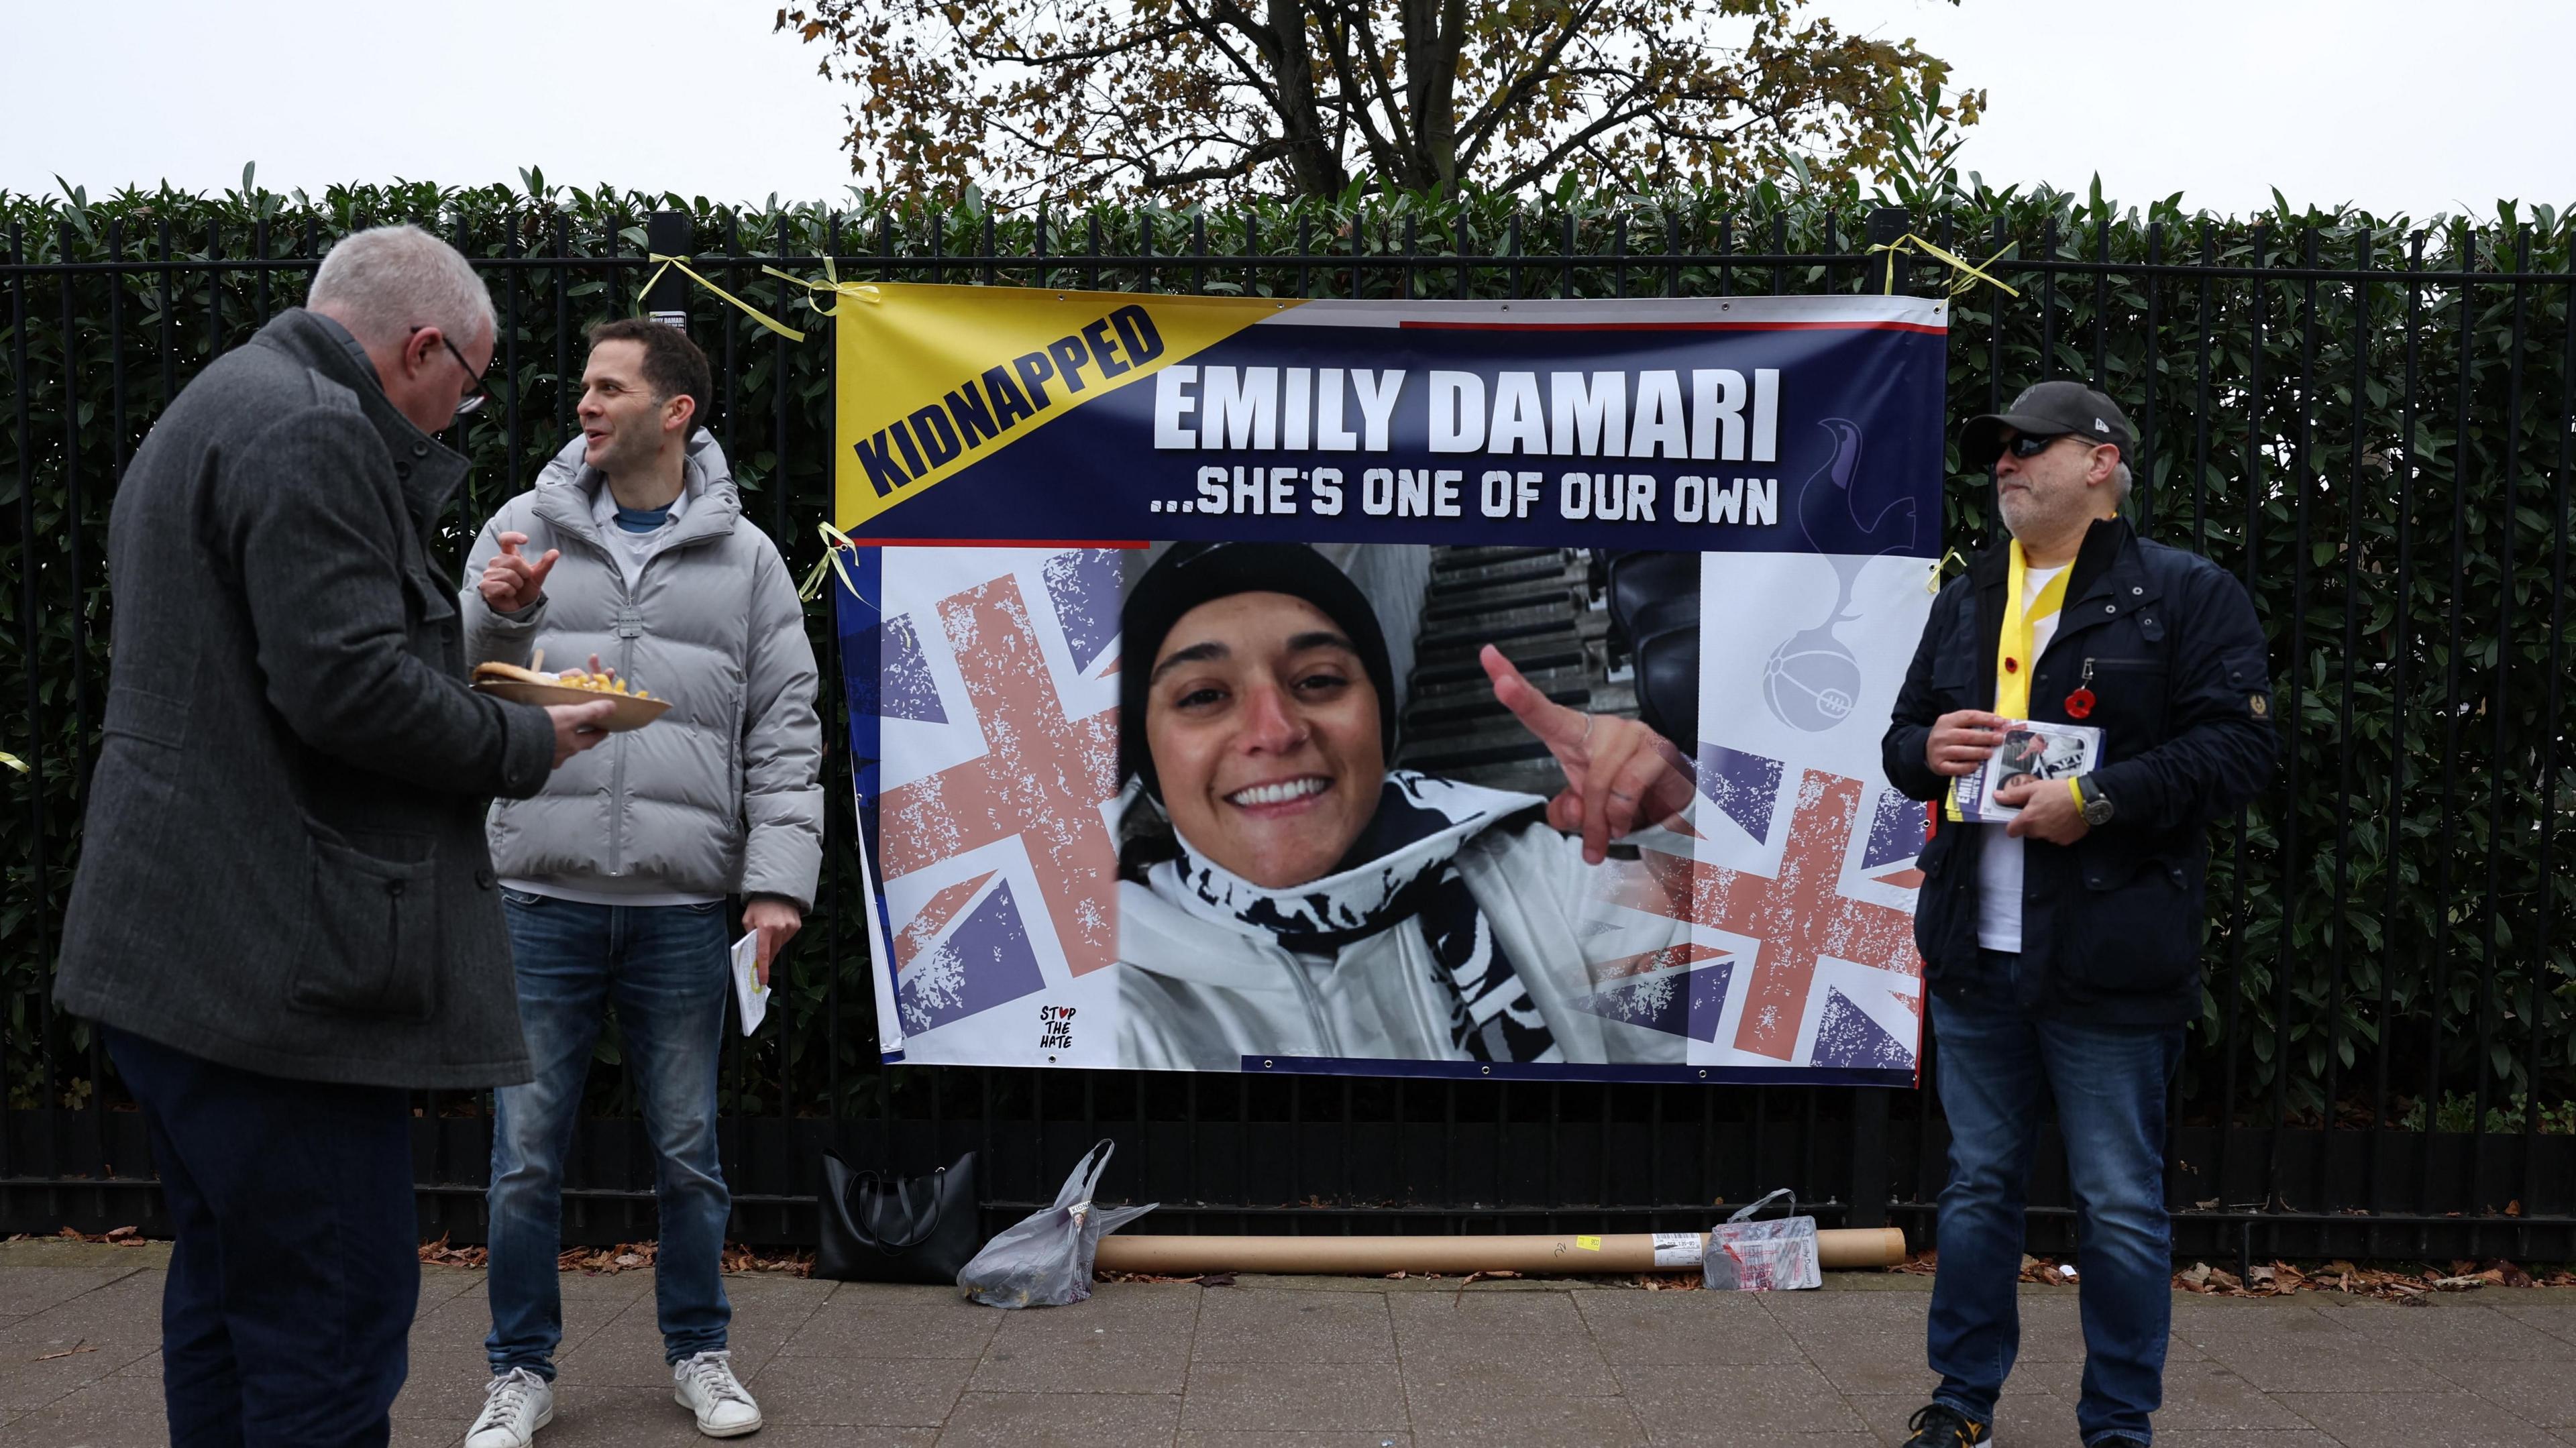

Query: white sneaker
672,1349,763,1438
466,1368,554,1448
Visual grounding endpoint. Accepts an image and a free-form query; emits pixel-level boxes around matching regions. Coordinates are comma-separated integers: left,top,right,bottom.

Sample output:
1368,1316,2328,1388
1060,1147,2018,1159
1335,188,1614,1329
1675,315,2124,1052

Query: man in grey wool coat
54,225,615,1446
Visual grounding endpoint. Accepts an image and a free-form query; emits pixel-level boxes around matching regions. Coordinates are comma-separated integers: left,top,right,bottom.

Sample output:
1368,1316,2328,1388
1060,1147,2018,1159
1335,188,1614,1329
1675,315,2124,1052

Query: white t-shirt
1976,564,2067,954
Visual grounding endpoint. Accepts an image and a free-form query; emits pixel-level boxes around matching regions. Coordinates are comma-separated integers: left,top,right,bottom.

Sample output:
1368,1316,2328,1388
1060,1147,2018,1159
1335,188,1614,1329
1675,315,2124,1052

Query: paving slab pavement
4,1239,2573,1447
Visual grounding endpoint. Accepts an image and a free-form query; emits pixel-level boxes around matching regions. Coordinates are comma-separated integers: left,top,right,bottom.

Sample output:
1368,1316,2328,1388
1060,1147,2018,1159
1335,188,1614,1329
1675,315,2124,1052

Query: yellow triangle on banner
833,283,1300,531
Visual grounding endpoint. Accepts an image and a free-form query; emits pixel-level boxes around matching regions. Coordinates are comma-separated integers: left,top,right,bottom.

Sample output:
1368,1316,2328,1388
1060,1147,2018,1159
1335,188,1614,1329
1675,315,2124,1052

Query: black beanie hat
1119,542,1398,799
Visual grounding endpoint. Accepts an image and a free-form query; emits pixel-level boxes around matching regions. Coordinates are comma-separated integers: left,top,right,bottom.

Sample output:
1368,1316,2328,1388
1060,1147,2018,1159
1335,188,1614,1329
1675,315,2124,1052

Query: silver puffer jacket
458,432,823,909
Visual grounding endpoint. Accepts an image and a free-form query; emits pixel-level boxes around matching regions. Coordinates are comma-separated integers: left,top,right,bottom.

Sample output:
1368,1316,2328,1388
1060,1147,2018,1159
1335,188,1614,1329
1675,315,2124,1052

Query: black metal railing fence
1,184,2571,1265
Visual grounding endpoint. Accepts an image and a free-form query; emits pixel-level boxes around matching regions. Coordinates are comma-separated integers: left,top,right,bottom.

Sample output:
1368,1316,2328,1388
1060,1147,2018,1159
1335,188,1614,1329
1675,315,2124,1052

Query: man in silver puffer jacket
455,319,820,1445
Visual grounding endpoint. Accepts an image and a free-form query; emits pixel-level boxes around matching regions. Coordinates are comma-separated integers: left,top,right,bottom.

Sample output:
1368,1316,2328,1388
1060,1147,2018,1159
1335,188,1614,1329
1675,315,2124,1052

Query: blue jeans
486,894,733,1377
1927,953,2184,1447
109,1027,417,1447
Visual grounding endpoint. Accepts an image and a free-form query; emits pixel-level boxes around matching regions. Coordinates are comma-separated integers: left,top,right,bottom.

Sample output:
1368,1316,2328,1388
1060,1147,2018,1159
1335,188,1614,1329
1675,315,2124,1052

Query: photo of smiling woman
1112,541,1705,1070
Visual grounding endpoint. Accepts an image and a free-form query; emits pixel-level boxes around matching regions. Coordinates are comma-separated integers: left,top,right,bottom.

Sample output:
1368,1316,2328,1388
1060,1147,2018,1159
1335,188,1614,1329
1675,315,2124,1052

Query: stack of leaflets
1953,718,2104,823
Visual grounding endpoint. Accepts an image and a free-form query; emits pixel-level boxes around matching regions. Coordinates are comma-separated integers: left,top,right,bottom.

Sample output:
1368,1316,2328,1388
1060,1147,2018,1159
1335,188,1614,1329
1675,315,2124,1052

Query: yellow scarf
1995,539,2071,718
1946,541,2070,822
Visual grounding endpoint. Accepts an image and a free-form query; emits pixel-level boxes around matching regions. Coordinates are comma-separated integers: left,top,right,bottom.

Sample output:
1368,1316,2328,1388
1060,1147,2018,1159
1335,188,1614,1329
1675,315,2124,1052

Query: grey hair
2110,459,2134,510
307,224,495,349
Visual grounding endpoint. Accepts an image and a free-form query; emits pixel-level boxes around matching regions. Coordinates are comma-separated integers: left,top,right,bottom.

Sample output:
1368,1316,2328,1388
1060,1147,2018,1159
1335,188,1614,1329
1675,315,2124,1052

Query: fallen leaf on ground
2017,1256,2078,1285
52,1225,150,1247
418,1234,488,1268
718,1244,812,1276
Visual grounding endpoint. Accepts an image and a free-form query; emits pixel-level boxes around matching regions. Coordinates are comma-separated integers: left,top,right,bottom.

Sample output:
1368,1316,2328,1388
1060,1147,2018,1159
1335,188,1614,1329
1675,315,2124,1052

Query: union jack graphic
861,549,1124,1043
1572,748,1926,1074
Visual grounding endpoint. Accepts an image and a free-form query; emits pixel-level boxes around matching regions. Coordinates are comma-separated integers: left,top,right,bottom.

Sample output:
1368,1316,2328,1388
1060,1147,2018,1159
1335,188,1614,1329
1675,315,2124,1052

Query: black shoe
2091,1439,2147,1448
1901,1402,1991,1447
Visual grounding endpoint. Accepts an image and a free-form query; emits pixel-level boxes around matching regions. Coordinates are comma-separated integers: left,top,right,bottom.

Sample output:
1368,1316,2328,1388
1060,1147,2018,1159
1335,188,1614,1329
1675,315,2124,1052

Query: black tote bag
814,1149,982,1284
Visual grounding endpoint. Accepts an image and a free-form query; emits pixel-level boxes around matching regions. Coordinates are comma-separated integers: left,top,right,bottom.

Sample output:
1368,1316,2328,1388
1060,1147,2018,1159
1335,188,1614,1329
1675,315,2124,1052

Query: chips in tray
550,669,652,700
470,659,671,731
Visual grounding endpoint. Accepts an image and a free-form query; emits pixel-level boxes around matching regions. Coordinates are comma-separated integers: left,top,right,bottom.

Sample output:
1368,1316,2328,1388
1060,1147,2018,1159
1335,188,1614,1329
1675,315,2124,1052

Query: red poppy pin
2065,658,2098,719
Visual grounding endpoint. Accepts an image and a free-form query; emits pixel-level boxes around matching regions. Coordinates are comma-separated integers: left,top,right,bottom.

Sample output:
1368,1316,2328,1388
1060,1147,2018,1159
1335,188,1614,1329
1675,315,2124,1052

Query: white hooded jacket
1114,791,1699,1070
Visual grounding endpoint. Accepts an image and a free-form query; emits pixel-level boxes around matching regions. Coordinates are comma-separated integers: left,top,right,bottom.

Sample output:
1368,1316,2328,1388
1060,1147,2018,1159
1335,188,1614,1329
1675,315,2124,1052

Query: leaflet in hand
1954,718,2104,823
730,930,768,1036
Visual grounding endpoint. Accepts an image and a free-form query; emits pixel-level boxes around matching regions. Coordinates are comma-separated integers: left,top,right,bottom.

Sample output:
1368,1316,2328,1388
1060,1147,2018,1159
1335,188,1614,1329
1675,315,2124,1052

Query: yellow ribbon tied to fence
635,254,810,342
797,521,865,604
1867,232,2023,300
760,257,881,319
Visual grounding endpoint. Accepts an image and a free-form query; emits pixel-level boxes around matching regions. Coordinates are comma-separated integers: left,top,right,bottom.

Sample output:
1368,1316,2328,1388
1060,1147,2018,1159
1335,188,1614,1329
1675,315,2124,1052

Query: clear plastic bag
957,1139,1157,1308
1703,1187,1821,1292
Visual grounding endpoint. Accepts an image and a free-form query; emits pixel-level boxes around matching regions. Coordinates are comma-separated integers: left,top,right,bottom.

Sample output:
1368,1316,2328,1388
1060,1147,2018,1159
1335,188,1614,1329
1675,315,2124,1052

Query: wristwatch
2074,774,2115,827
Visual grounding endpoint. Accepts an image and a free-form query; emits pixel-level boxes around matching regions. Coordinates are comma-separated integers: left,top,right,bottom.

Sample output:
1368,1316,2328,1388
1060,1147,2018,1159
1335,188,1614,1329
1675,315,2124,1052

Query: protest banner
828,284,1945,1084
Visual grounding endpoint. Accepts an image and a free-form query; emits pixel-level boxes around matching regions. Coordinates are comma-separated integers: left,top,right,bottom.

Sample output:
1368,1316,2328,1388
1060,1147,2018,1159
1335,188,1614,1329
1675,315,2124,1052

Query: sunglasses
2000,432,2072,460
410,325,492,418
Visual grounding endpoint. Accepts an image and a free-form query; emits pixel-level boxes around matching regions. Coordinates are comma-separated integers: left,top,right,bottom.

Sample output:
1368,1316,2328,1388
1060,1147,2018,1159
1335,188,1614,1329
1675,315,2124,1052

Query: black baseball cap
1960,380,2134,469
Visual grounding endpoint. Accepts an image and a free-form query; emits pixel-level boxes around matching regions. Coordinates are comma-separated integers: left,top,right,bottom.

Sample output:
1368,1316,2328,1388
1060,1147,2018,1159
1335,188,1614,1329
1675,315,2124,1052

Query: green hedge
3,175,2571,1128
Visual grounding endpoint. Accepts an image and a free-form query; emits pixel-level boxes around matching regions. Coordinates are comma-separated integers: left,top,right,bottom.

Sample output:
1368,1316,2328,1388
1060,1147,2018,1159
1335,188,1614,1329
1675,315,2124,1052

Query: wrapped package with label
1703,1188,1821,1292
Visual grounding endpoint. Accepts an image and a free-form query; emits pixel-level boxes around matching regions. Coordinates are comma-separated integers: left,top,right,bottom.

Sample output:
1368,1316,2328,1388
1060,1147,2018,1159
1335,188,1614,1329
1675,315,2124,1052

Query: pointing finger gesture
478,530,558,614
1483,642,1591,762
1481,644,1693,864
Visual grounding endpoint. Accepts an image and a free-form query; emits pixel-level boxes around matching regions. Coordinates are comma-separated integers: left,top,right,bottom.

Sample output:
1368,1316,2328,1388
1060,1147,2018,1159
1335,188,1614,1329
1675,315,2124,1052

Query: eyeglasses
410,325,492,418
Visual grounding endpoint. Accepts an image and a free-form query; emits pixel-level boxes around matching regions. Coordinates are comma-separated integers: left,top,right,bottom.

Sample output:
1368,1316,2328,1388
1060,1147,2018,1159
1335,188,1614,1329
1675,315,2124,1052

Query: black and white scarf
1150,771,1564,1064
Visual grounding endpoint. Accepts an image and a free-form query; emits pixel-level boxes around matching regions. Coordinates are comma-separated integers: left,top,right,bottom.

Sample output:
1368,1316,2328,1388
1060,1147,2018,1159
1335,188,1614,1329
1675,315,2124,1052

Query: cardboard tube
1095,1227,1906,1277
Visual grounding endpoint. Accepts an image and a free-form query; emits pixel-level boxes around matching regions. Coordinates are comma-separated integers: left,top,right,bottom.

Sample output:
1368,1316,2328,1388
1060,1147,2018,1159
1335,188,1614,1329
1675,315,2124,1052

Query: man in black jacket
55,225,613,1446
1879,382,2276,1448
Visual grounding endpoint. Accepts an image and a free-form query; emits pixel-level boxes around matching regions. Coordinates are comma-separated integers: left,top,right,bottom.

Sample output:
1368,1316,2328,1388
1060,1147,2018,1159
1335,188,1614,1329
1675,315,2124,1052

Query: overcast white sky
11,0,2570,221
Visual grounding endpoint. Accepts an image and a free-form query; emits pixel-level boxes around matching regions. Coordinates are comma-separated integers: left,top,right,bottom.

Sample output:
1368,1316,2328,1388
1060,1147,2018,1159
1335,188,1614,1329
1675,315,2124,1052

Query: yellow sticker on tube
1576,1235,1603,1251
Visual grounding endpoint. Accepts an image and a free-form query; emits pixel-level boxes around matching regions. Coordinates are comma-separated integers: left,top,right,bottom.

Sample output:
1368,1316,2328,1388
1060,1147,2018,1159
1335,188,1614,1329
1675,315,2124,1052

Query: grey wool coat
458,435,822,911
56,309,558,1089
